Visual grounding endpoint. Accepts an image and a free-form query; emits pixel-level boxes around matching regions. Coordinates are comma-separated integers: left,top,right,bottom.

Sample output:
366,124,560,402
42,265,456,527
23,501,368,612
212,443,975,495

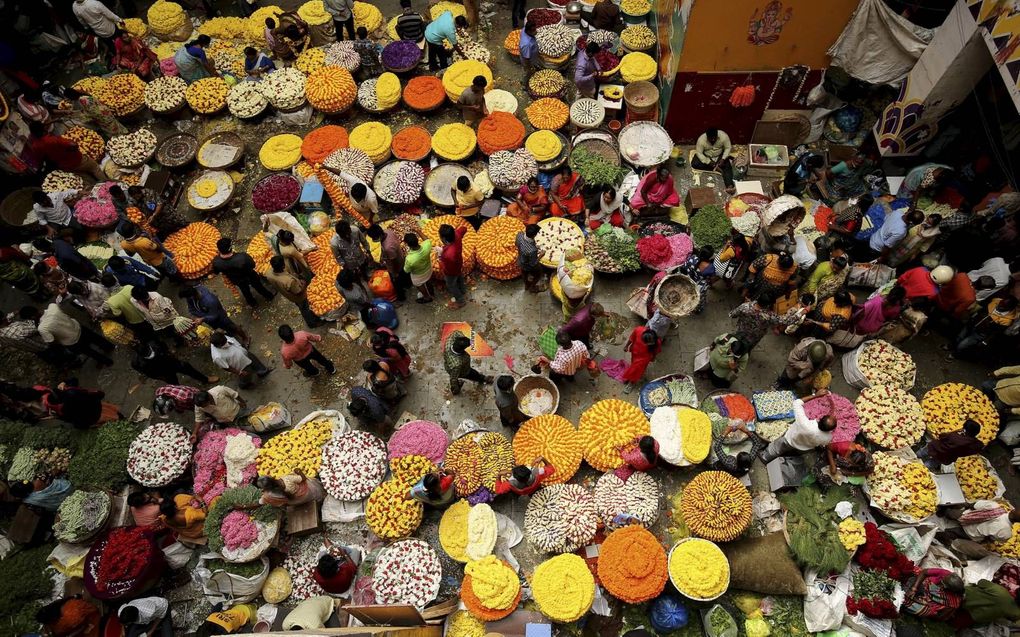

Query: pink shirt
131,502,162,527
280,331,322,368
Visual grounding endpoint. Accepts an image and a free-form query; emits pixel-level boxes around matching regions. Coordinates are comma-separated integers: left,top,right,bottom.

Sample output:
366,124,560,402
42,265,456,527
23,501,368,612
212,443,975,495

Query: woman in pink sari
852,285,905,335
629,166,680,217
621,325,662,392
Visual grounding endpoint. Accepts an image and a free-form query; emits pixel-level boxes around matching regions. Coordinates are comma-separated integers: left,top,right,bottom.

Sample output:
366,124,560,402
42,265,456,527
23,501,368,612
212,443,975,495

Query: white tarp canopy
827,0,936,85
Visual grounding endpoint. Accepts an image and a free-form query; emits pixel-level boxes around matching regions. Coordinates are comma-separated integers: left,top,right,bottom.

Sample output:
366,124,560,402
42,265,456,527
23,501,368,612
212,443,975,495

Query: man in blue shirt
424,11,468,70
519,21,539,78
855,202,908,262
105,255,161,291
243,46,275,80
178,284,251,345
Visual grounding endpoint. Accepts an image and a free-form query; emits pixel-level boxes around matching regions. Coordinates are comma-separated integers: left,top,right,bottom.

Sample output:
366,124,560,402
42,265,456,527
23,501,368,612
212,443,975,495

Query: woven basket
654,274,700,319
514,374,560,417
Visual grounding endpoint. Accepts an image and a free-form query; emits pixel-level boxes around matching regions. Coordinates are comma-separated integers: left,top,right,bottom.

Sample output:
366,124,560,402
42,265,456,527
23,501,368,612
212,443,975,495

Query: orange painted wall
678,0,860,72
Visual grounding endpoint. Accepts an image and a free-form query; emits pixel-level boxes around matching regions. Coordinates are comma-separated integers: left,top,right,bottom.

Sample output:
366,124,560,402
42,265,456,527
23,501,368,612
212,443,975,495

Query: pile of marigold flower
163,222,221,279
579,399,649,471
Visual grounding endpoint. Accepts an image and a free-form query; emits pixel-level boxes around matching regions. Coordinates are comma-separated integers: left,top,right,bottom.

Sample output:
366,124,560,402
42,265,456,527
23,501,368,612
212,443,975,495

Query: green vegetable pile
54,490,111,543
689,204,731,250
204,486,280,554
569,146,625,188
778,485,851,574
205,558,266,578
68,420,145,490
0,543,56,635
852,569,896,601
586,225,640,273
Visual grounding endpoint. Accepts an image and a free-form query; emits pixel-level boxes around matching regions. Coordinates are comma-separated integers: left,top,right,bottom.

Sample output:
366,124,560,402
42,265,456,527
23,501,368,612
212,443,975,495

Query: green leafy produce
204,486,279,553
852,569,896,601
68,420,144,490
595,226,640,272
764,595,809,636
54,490,111,543
778,485,851,574
8,447,40,482
0,543,56,635
689,204,731,250
20,423,87,452
205,558,266,578
569,146,625,188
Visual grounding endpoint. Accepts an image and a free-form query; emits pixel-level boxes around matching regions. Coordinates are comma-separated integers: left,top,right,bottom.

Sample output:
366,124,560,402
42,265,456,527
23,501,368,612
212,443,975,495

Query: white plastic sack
277,104,314,126
827,0,934,85
804,569,850,633
847,262,895,289
194,554,271,605
162,541,194,570
321,496,365,523
879,524,935,563
261,212,315,252
963,555,1007,585
296,409,350,437
999,420,1020,446
841,345,868,389
247,402,291,433
494,512,523,571
793,235,817,268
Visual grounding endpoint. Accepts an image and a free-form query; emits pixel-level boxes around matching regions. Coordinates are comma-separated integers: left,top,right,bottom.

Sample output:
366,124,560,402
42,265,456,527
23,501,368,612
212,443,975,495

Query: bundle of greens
204,558,266,578
68,420,144,490
0,544,56,635
778,485,852,574
569,146,625,188
689,204,731,250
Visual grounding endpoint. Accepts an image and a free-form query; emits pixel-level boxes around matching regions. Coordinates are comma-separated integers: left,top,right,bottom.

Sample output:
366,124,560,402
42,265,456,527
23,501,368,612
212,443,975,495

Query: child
353,27,383,77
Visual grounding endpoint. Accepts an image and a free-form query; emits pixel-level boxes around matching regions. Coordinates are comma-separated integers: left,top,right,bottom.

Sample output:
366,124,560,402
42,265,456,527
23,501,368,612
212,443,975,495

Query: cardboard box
684,186,718,212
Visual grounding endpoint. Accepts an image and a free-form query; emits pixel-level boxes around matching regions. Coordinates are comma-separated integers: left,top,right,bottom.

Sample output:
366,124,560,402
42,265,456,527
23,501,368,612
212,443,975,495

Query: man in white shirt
194,385,249,438
210,330,272,388
325,169,379,223
72,0,122,40
31,190,76,233
118,596,171,637
27,303,113,366
968,257,1013,302
691,127,735,191
759,398,836,463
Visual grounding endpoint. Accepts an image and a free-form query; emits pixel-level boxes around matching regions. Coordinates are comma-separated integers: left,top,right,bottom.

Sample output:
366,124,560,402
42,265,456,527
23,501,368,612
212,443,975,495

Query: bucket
624,80,658,114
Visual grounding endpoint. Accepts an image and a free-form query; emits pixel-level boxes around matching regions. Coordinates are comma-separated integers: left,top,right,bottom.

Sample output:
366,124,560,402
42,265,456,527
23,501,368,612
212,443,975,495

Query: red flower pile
636,235,672,268
855,522,916,581
96,526,151,590
846,597,899,619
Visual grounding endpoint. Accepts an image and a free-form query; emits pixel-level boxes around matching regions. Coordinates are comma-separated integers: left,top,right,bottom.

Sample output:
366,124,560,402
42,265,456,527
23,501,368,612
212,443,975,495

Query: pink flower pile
194,428,262,504
74,196,118,228
386,420,449,464
221,510,259,550
804,392,860,444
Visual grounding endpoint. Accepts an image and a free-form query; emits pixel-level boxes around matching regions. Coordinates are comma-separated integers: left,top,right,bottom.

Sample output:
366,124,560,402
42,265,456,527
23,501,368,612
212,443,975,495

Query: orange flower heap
579,399,649,471
246,232,272,273
302,125,349,164
476,216,524,280
391,126,432,161
597,525,668,603
525,98,569,130
477,112,526,155
402,75,446,111
163,222,221,279
513,415,582,484
504,30,521,55
306,66,357,113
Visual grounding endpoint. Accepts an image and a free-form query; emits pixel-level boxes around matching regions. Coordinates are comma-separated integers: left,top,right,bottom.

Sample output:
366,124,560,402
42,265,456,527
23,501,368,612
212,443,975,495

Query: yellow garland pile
444,432,514,496
868,452,938,521
297,0,333,25
147,1,188,38
259,134,303,170
62,127,104,161
513,415,582,484
988,523,1020,558
442,60,493,102
423,215,479,273
365,454,435,539
579,399,649,471
620,52,657,82
922,383,1000,444
247,6,284,42
956,455,1003,501
680,471,752,542
476,216,524,280
295,47,326,74
123,17,147,37
93,74,146,116
668,538,729,600
353,1,383,32
348,122,393,164
531,554,594,622
525,130,562,162
72,77,106,96
185,77,229,114
306,65,357,113
256,417,333,478
197,16,249,40
163,222,221,279
432,123,477,161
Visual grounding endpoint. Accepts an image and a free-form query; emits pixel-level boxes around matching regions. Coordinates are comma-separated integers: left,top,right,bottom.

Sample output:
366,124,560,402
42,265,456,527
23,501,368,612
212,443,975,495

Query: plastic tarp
827,0,935,85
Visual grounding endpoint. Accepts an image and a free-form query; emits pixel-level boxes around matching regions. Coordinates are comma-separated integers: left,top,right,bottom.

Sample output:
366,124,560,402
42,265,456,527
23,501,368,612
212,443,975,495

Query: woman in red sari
630,166,680,217
507,177,549,225
112,29,158,79
622,325,662,392
549,166,585,222
371,327,412,379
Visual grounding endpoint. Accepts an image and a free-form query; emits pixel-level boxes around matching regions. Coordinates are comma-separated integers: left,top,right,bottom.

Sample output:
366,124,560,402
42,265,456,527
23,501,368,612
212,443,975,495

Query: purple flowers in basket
382,41,422,69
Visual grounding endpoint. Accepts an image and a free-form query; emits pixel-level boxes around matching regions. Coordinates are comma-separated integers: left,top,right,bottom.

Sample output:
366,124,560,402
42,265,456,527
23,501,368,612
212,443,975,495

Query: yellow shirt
455,186,485,217
121,236,165,267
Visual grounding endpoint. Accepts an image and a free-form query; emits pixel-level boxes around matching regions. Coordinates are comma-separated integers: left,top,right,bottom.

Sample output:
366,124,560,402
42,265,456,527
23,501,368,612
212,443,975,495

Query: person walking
395,0,426,42
403,233,434,303
324,0,355,40
621,326,662,393
178,285,250,345
264,256,322,327
279,325,335,377
440,223,468,309
444,334,493,394
516,224,545,293
212,238,275,307
132,340,216,385
209,331,272,389
329,220,372,280
29,303,113,366
759,398,836,463
494,375,526,428
562,302,604,349
706,333,748,388
102,280,155,340
105,255,161,291
537,331,591,384
130,287,186,338
367,224,412,302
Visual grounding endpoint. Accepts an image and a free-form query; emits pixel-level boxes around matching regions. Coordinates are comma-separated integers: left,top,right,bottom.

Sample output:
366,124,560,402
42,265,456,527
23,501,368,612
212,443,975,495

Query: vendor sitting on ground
507,177,548,225
712,422,767,478
549,166,585,221
408,468,457,507
825,435,874,479
759,398,836,463
901,569,965,622
629,166,680,217
587,187,627,230
919,419,984,469
243,46,274,80
159,492,208,543
776,338,834,394
312,541,359,595
128,491,164,527
495,457,555,496
10,475,73,512
256,469,326,507
616,435,659,476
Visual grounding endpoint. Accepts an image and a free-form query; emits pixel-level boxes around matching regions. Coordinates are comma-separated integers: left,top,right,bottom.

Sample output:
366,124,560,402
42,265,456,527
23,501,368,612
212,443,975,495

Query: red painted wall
663,69,823,143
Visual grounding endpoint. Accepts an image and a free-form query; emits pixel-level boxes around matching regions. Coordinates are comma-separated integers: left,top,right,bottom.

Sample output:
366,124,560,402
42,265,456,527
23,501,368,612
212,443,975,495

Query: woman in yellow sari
160,493,208,542
507,177,548,225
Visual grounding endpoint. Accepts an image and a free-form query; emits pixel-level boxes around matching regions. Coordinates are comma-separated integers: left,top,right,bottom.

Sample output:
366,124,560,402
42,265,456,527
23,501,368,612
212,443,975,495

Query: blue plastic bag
649,593,688,632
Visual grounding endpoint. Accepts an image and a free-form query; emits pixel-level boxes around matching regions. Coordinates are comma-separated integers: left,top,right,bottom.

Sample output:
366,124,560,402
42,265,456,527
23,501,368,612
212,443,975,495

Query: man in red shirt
897,265,952,306
278,324,336,377
440,223,468,309
494,458,555,496
936,271,977,321
312,545,359,595
28,122,104,179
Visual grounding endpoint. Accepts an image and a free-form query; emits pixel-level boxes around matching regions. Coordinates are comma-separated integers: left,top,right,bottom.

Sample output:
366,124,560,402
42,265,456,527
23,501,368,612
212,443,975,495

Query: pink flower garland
387,420,449,463
74,196,118,228
804,392,860,443
194,428,261,504
221,510,259,550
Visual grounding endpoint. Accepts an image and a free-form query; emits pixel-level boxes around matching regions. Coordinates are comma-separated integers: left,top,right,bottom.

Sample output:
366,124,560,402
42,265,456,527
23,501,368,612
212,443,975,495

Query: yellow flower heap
260,134,303,170
248,6,284,41
442,60,493,102
297,0,332,25
448,611,485,637
153,42,178,60
375,73,401,110
353,1,383,32
922,382,1000,444
195,179,218,198
94,74,146,116
198,16,249,40
147,1,188,37
465,555,519,609
989,523,1020,558
477,216,525,280
870,453,937,520
365,454,435,539
620,0,651,14
956,455,1001,501
72,76,106,96
838,519,867,552
466,503,498,560
531,554,595,622
677,407,711,463
432,123,477,161
185,77,229,114
525,131,562,162
430,0,466,19
256,417,333,478
439,500,472,561
349,122,393,164
579,399,650,471
680,471,752,541
295,47,326,74
122,17,147,37
668,539,729,600
620,52,657,82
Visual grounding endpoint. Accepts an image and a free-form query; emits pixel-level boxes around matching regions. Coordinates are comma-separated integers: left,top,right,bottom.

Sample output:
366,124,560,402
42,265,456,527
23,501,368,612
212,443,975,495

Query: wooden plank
285,501,321,536
345,605,425,627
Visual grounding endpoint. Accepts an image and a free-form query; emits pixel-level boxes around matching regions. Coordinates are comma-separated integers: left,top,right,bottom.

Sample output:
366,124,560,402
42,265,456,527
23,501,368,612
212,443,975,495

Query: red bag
367,269,396,301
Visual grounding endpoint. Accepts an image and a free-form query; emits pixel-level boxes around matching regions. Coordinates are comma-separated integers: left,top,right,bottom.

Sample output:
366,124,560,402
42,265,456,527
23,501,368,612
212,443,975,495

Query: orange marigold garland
312,164,369,227
302,125,350,164
680,470,752,542
163,222,221,279
596,525,668,603
512,415,582,484
391,126,432,161
477,112,526,155
246,232,272,273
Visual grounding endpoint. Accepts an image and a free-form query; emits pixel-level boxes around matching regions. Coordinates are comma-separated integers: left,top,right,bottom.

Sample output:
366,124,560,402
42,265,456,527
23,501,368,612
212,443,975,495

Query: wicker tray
571,137,620,168
0,187,41,227
156,132,198,168
424,163,472,207
653,273,700,319
514,374,560,417
187,169,235,212
197,131,245,169
618,121,672,167
639,373,697,416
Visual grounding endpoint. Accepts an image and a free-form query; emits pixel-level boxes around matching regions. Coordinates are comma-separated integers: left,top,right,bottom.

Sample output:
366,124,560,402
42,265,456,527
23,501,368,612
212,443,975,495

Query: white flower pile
570,98,604,126
372,539,442,608
227,81,269,118
323,148,375,188
127,422,192,487
144,76,187,112
358,78,379,110
857,384,925,449
319,431,387,501
258,67,306,110
524,483,598,553
649,406,683,465
488,149,537,189
374,161,425,204
536,24,575,57
593,471,660,528
324,41,361,72
107,128,157,166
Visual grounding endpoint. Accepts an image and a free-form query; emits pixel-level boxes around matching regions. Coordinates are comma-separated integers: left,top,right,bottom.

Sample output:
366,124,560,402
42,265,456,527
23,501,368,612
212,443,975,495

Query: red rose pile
252,174,301,212
96,526,151,590
854,522,916,581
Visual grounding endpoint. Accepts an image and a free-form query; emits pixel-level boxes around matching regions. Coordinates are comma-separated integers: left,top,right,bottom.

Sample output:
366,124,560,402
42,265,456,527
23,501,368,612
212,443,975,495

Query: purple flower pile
382,40,422,69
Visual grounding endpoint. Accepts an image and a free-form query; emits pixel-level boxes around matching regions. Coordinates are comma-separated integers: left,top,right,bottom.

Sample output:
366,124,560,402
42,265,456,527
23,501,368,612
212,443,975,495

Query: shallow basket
654,273,700,319
156,132,198,169
513,374,560,417
667,538,729,602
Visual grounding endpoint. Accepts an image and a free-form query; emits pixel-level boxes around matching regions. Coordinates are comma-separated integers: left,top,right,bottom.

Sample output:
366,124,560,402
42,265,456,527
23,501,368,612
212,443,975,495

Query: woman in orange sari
507,177,549,225
112,29,158,79
37,597,101,637
549,166,585,222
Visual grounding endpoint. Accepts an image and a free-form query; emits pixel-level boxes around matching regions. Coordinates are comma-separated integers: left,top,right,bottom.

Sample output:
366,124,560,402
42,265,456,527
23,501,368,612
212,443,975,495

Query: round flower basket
54,490,112,544
382,41,424,73
514,374,560,418
197,131,246,169
403,76,447,113
251,173,302,213
205,486,283,563
667,538,729,602
84,526,166,600
127,422,192,488
186,169,235,213
372,538,442,609
534,131,570,172
222,517,280,562
653,273,700,319
156,132,198,169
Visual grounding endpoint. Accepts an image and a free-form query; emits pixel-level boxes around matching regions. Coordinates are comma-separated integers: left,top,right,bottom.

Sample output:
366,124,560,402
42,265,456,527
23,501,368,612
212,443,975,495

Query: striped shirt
396,12,425,41
120,597,168,624
550,341,588,375
515,233,540,270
